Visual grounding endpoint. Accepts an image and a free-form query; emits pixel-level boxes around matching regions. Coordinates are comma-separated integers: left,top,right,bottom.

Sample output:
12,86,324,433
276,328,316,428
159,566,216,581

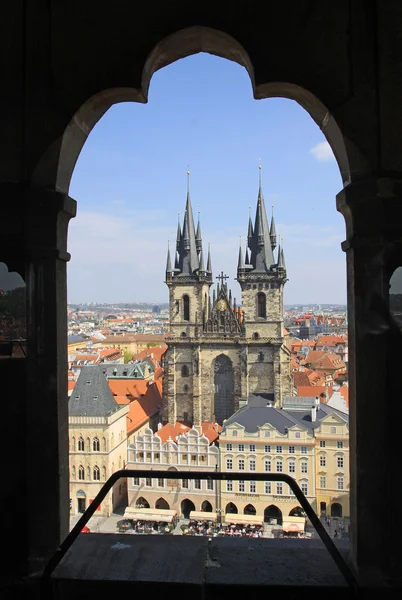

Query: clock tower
162,172,292,427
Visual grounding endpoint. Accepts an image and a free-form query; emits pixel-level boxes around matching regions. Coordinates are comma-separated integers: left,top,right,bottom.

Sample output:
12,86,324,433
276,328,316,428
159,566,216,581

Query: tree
123,350,133,364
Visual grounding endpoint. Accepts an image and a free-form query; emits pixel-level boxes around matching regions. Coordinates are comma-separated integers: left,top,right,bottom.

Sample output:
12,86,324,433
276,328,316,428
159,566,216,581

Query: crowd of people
182,520,264,537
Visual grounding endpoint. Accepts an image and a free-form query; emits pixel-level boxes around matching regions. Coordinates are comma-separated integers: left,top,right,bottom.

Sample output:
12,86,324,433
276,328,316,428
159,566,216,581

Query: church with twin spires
162,172,292,427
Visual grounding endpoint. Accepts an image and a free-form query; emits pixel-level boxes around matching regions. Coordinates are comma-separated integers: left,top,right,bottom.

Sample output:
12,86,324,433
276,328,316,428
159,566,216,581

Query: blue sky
68,53,345,305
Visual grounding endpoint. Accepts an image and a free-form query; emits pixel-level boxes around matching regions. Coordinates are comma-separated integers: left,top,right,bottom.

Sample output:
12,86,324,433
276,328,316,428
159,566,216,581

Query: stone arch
201,500,213,513
244,504,256,515
155,497,169,510
181,498,195,519
289,506,304,517
136,496,150,509
264,505,282,524
213,354,234,424
41,26,371,196
225,502,238,514
331,502,343,518
181,364,189,377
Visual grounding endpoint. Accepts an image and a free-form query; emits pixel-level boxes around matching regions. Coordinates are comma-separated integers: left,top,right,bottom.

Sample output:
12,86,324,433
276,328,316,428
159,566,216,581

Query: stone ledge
50,535,355,599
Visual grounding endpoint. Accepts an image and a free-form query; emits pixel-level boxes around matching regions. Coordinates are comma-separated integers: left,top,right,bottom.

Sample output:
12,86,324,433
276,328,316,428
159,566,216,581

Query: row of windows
319,475,345,490
135,452,208,463
319,455,345,468
73,465,103,481
225,480,309,496
228,427,340,439
133,477,214,491
319,440,344,448
226,443,309,453
73,436,104,452
226,458,310,473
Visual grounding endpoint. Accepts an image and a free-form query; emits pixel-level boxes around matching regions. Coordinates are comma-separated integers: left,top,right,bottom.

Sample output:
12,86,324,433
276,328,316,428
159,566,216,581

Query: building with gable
163,175,292,427
68,365,129,516
127,426,219,518
219,394,349,525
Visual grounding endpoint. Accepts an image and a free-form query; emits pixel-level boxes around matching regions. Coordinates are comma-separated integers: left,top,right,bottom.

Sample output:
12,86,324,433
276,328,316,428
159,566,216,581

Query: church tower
163,170,292,428
236,167,291,406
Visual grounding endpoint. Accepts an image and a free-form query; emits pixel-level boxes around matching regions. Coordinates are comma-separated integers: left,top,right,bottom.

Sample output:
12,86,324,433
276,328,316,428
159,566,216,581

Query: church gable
203,274,243,335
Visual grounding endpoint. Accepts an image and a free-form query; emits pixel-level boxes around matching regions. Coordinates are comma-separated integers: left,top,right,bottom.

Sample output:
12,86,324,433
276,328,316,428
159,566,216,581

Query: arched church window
253,332,260,340
181,365,189,377
183,295,190,321
257,292,266,318
183,384,189,393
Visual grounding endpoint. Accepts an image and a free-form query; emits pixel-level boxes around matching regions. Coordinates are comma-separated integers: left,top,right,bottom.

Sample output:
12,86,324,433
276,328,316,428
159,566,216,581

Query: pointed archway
264,505,282,524
213,354,234,423
244,504,256,515
155,497,169,510
135,496,150,508
289,506,304,517
225,502,238,514
181,498,195,519
201,500,213,512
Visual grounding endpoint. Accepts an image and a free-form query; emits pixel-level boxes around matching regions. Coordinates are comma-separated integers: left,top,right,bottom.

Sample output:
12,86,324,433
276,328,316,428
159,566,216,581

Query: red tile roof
297,386,333,400
126,378,163,435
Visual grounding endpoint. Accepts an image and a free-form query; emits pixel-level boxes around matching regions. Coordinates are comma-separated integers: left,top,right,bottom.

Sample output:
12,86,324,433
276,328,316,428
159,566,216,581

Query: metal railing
42,470,358,594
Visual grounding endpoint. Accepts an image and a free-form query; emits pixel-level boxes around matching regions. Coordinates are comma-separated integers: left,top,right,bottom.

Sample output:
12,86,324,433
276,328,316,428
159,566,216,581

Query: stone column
0,184,76,576
337,178,402,588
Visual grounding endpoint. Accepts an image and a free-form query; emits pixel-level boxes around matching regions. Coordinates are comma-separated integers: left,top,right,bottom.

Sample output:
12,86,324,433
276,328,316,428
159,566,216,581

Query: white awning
124,507,177,523
282,516,305,533
223,514,263,526
189,511,217,521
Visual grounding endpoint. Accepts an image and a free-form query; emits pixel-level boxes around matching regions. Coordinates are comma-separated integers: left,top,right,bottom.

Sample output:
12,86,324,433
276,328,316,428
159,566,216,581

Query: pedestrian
328,517,331,527
334,530,337,539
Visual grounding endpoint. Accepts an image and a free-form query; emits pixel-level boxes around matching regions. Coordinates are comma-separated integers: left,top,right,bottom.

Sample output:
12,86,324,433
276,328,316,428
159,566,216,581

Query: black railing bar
42,469,358,594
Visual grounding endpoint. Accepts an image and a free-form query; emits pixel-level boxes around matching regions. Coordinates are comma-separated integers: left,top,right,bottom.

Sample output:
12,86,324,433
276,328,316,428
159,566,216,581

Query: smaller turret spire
247,205,253,247
166,241,173,274
206,242,212,274
198,247,205,273
176,213,181,252
237,237,245,270
270,204,277,250
196,210,202,253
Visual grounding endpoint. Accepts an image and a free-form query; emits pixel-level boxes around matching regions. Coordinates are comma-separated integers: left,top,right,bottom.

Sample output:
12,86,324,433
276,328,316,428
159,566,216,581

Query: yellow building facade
219,395,349,526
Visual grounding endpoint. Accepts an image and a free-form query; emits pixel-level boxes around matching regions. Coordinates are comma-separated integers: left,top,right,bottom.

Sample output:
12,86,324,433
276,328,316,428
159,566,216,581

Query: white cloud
309,141,335,162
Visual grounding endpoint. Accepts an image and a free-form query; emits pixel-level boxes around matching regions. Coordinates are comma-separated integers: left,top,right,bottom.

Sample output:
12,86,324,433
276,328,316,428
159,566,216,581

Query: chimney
311,397,319,422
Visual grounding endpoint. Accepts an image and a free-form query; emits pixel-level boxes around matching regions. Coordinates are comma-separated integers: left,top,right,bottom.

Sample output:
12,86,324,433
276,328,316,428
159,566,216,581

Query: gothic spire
176,214,181,252
198,247,205,272
270,205,277,250
166,242,173,274
177,176,199,276
248,167,275,272
247,205,253,247
237,240,245,270
245,247,250,265
277,236,285,271
196,211,202,253
206,242,212,274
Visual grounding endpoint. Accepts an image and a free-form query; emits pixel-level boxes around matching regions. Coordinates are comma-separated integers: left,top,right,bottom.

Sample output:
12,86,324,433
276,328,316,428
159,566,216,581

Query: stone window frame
337,476,344,490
